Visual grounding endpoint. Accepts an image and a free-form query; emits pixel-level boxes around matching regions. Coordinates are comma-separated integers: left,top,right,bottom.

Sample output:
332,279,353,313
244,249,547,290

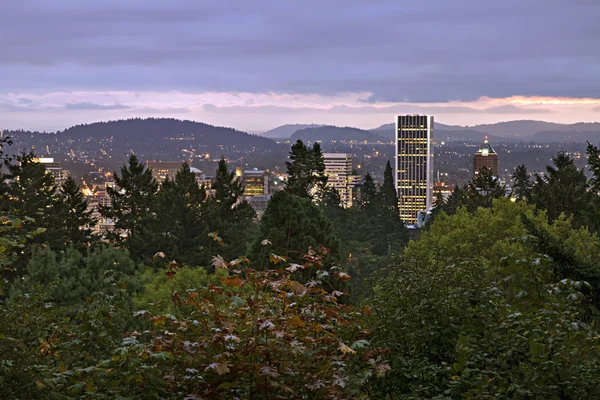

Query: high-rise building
239,169,270,196
323,153,359,208
395,115,434,225
146,161,186,182
35,157,69,186
473,137,499,177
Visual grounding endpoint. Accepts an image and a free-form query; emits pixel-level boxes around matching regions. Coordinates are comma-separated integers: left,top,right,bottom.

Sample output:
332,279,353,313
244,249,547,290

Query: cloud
1,90,599,132
0,0,598,104
133,106,191,114
64,102,130,110
483,105,551,114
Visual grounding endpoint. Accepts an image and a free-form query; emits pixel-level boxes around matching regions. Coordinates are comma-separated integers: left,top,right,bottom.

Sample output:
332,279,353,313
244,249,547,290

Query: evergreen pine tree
204,157,257,262
531,151,591,227
2,152,58,227
53,176,96,249
467,166,507,209
0,151,58,277
379,161,399,214
212,156,244,208
511,164,532,201
100,154,158,259
439,184,467,216
285,140,327,199
148,162,207,266
586,142,600,194
361,172,378,211
250,190,339,267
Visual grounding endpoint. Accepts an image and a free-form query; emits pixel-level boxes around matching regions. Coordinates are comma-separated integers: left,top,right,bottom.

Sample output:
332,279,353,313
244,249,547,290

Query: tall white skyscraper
395,115,434,225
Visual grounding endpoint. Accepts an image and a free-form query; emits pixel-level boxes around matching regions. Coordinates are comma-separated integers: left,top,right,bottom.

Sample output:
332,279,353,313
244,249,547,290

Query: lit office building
395,115,434,225
323,153,359,208
146,161,187,182
34,157,69,186
473,136,499,177
239,169,270,196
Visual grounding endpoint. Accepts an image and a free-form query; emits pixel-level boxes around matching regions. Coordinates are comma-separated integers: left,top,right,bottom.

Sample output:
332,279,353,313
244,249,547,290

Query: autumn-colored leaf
222,276,244,288
152,343,163,352
286,263,301,273
288,281,307,295
224,334,240,343
229,256,250,266
206,360,231,375
269,253,286,265
152,315,166,327
339,342,356,355
39,340,51,356
337,272,351,282
172,291,182,305
288,315,306,328
208,232,224,246
368,358,392,376
212,255,229,270
207,284,223,294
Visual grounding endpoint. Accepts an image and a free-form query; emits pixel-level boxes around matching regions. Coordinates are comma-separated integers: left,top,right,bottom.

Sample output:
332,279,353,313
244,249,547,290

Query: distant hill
58,118,279,151
291,126,387,143
3,118,283,164
453,120,600,139
370,122,469,141
369,119,600,142
532,130,600,143
262,124,323,139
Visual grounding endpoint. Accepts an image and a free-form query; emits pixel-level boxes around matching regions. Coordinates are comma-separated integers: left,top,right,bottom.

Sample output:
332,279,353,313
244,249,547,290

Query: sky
1,0,600,132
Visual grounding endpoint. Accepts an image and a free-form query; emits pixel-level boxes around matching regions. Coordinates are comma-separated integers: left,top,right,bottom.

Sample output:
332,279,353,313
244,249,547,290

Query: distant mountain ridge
369,119,600,143
262,124,324,139
532,130,600,143
290,126,387,143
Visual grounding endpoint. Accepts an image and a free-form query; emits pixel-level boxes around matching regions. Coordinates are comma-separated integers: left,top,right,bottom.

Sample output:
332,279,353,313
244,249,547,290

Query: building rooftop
474,137,497,157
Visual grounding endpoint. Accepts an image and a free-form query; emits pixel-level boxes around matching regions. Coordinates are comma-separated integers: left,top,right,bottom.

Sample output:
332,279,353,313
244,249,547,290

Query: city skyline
1,1,599,131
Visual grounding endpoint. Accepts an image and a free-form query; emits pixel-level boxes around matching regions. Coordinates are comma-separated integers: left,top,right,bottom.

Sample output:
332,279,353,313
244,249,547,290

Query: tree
146,162,207,266
249,190,339,267
361,172,378,211
0,152,58,275
434,168,505,216
53,176,96,249
531,151,590,226
204,157,257,263
466,166,507,209
212,156,244,208
100,154,158,259
587,142,600,194
367,198,600,398
1,152,57,232
379,161,399,214
285,140,327,199
11,246,139,307
511,164,532,201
